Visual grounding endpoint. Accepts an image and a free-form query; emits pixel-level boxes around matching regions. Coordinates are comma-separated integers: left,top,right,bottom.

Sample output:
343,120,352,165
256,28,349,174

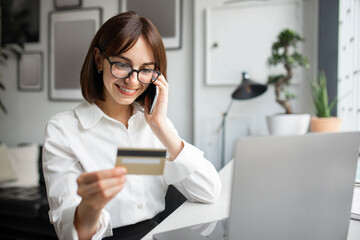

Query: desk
143,160,360,239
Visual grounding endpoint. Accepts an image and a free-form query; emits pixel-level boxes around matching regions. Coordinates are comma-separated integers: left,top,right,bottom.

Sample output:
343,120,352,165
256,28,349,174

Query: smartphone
149,85,159,114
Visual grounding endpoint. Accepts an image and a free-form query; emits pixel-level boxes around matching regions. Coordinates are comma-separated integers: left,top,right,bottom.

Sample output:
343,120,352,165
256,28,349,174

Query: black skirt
103,219,158,240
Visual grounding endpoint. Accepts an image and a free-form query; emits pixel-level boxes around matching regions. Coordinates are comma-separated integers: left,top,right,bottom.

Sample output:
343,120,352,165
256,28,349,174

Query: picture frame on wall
54,0,82,9
120,0,182,50
49,8,102,101
1,0,40,46
18,52,43,91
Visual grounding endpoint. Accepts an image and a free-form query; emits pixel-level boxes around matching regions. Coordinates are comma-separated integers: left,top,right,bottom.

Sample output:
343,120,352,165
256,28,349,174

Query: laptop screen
228,132,360,240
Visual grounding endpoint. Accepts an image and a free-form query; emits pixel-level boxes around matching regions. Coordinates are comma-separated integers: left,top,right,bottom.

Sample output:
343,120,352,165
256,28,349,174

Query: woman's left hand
144,75,184,160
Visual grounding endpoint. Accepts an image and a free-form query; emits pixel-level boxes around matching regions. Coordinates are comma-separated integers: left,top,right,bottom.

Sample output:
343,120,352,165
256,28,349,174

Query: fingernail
116,167,127,174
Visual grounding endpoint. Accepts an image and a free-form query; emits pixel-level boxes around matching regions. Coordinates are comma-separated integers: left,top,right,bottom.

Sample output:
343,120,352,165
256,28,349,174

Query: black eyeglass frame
106,58,161,84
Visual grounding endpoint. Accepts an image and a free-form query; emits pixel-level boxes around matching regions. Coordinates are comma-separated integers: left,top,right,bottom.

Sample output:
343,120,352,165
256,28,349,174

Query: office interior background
0,0,359,174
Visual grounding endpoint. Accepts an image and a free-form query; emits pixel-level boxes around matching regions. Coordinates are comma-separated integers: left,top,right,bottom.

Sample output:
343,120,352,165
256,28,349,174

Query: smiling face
80,12,167,105
96,35,155,107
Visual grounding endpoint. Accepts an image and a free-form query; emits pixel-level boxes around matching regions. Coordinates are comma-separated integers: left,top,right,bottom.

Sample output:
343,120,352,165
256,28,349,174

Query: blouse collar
74,101,144,129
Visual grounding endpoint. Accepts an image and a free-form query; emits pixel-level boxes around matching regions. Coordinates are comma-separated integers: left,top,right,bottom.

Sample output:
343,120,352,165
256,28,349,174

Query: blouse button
137,204,143,210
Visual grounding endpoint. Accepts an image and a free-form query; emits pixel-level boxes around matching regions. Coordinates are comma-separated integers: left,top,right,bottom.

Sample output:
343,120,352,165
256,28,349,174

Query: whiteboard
205,1,302,85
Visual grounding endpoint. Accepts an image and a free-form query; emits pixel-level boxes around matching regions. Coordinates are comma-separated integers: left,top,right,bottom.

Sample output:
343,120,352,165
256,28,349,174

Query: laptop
153,132,360,240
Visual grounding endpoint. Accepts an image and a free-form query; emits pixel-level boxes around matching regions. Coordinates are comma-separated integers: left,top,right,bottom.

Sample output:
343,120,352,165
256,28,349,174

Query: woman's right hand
77,167,127,210
74,167,127,239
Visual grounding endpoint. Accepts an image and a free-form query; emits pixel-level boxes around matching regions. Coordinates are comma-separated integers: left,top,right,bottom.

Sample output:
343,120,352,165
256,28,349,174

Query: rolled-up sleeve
43,118,112,240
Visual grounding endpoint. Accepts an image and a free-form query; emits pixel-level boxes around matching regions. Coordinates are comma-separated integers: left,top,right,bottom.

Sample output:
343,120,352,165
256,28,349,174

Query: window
338,0,360,184
338,0,360,220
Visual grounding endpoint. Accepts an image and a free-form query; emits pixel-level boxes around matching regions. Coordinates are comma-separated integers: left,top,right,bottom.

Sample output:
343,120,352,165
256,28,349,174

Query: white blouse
42,101,221,240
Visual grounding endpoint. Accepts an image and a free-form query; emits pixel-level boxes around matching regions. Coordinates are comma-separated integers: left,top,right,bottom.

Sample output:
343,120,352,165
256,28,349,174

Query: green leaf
310,71,337,118
283,90,296,100
268,74,285,84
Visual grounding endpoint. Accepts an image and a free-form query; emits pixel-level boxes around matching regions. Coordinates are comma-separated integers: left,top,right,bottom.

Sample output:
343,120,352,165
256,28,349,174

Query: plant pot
266,114,310,136
310,117,341,132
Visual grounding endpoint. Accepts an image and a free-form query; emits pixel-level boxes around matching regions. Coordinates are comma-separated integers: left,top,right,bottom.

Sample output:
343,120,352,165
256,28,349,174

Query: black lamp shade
231,72,267,100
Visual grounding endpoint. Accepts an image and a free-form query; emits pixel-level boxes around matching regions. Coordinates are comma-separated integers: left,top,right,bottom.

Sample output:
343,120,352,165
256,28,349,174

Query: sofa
0,145,57,239
0,144,186,239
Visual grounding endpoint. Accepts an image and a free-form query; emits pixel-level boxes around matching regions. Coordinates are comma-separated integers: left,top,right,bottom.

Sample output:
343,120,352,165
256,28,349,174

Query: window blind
338,0,360,131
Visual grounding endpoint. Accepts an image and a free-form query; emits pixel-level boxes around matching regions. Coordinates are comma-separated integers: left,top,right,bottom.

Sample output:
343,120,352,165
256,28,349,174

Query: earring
98,70,101,74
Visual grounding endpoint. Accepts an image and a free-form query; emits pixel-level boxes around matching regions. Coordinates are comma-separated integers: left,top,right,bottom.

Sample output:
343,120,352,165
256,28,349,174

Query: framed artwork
120,0,182,50
54,0,82,9
18,52,42,91
1,0,40,46
49,8,102,101
205,2,301,85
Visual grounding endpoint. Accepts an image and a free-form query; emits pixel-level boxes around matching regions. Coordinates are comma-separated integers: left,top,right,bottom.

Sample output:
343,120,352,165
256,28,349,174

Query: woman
43,11,221,240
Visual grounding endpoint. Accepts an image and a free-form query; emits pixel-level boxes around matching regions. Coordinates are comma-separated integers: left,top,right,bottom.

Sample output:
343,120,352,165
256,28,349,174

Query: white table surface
142,161,360,240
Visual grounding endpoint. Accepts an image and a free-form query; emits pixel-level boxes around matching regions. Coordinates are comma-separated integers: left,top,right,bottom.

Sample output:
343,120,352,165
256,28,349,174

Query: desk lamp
220,72,267,168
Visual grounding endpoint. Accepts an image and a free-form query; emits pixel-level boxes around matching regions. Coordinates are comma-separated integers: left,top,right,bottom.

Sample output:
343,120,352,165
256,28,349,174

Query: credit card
116,148,167,175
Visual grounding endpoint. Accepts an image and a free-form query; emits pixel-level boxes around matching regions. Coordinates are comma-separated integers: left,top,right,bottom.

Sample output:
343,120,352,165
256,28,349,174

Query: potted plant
0,3,24,115
0,50,7,114
0,80,6,114
310,71,341,132
266,29,310,135
0,44,9,114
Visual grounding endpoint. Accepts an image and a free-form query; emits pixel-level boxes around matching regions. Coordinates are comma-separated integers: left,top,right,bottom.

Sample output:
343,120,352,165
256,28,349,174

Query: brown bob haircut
80,11,167,103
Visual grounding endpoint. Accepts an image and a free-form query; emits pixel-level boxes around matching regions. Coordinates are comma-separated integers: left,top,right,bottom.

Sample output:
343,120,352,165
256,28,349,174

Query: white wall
0,0,319,169
193,0,319,169
0,0,194,146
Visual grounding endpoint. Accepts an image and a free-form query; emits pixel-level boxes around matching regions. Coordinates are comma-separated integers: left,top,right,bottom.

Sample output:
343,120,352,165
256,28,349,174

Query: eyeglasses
106,58,161,84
